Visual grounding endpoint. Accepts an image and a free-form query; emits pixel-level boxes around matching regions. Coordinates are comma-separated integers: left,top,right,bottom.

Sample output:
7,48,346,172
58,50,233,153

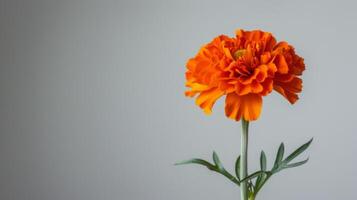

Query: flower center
233,49,246,60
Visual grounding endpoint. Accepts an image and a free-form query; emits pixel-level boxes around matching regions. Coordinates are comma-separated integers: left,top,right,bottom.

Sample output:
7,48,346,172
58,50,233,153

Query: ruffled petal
275,54,289,74
225,93,262,121
225,93,243,121
274,73,294,82
185,29,305,122
255,65,268,82
260,52,272,64
274,77,303,104
280,77,302,93
250,81,263,93
185,82,210,97
259,78,273,96
241,94,263,121
236,83,251,95
274,85,298,104
290,55,305,76
195,88,224,114
267,63,277,77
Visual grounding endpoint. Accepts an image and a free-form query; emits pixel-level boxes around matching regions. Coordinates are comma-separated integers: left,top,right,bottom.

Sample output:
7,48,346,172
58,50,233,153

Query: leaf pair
253,138,313,196
175,138,313,198
271,138,313,173
175,151,240,186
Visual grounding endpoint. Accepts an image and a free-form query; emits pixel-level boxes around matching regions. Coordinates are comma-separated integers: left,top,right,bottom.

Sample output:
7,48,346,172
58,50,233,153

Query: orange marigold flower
185,29,305,121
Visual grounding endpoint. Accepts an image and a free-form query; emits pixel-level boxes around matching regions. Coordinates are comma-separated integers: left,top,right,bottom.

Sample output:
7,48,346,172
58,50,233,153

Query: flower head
185,29,305,121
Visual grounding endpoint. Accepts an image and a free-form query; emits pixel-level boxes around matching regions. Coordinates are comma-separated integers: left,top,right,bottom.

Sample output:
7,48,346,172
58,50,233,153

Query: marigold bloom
185,29,305,121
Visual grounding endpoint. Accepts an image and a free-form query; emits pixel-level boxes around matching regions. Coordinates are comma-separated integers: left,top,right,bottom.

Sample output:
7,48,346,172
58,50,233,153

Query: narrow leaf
175,159,216,171
235,155,241,180
284,138,313,163
260,151,267,171
283,158,309,169
274,143,285,168
212,151,224,170
221,170,241,186
255,174,262,190
240,171,266,183
255,151,267,192
212,152,240,186
255,172,267,188
176,157,240,186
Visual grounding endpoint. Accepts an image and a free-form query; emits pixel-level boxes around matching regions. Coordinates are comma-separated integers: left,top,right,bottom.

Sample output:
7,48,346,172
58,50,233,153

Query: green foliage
235,155,241,180
176,138,313,199
175,152,240,186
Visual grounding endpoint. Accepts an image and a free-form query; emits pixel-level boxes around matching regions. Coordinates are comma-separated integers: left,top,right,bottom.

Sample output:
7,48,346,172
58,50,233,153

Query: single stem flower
177,29,312,200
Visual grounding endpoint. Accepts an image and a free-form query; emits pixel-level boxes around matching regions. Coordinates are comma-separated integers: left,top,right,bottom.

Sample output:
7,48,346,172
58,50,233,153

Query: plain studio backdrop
0,0,356,199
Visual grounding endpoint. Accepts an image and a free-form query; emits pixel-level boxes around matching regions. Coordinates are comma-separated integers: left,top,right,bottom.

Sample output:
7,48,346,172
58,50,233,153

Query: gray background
0,0,356,199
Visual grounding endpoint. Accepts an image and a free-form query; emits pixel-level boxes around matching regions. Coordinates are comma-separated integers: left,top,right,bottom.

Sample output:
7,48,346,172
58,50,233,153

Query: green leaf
283,158,309,169
212,151,224,170
260,151,267,171
255,172,267,188
255,174,262,189
253,139,312,197
284,138,313,164
235,155,241,180
274,143,285,168
212,152,240,185
213,152,243,186
240,171,267,183
175,159,216,171
255,151,267,191
175,157,240,186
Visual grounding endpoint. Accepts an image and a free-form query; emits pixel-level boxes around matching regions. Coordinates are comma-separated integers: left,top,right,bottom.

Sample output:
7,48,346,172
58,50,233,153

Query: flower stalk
178,28,311,200
240,119,249,200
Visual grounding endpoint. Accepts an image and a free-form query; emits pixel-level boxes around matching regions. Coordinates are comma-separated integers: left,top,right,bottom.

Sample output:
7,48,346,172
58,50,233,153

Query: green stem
248,195,255,200
240,119,249,200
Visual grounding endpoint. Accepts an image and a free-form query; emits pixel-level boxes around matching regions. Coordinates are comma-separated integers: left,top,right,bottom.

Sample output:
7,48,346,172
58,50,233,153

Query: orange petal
279,77,302,93
225,92,243,121
238,65,267,85
236,83,251,95
274,73,294,83
225,93,262,121
218,81,235,93
273,41,290,53
264,34,277,51
260,52,272,64
259,78,273,96
290,55,305,75
273,77,303,104
267,63,277,77
241,94,263,121
274,84,299,104
243,30,265,41
275,55,289,74
186,58,197,71
255,65,268,82
238,75,255,85
235,29,245,38
195,88,224,114
185,83,210,97
250,81,263,93
223,46,234,60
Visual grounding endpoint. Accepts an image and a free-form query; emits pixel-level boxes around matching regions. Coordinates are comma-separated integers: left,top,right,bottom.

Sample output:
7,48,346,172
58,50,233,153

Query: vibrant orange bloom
185,29,305,121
